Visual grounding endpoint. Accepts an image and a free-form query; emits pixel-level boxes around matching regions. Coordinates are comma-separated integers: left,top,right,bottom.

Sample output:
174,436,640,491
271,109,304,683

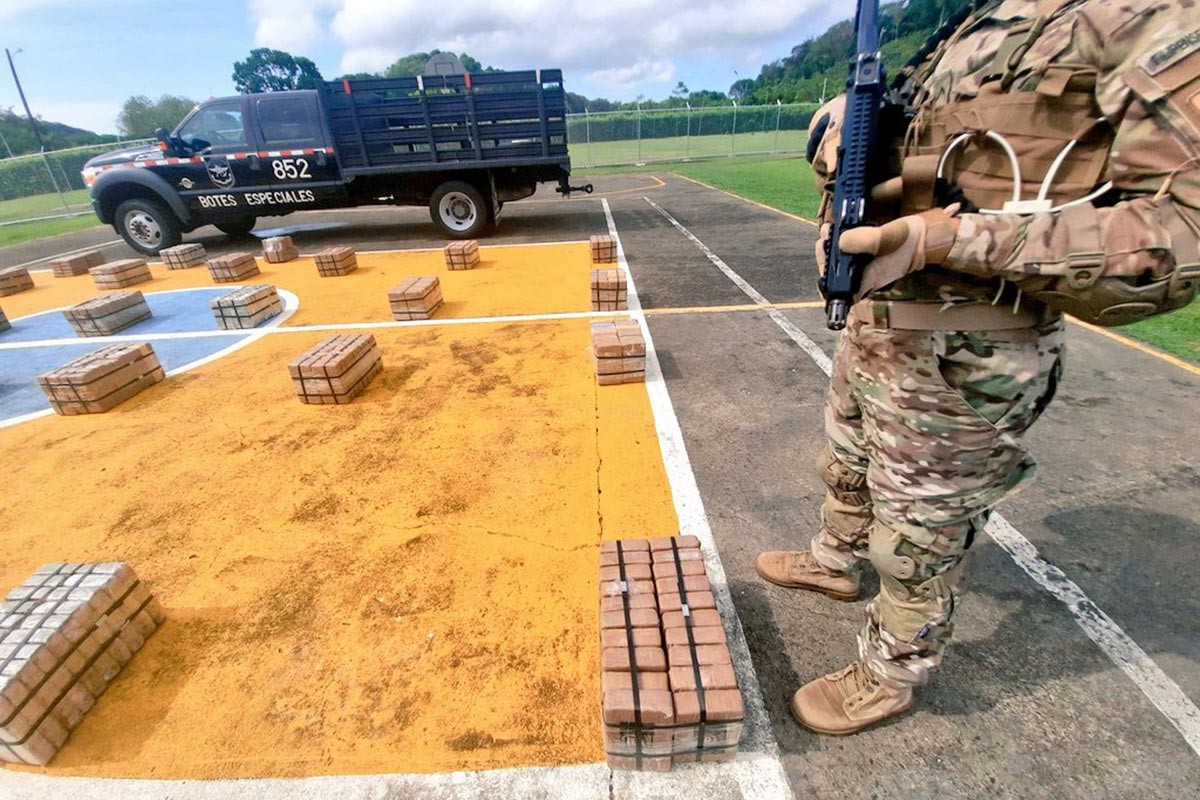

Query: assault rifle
820,0,886,330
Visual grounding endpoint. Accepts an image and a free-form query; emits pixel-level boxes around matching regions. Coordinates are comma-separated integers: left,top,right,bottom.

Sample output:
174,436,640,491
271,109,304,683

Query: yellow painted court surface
4,243,592,325
0,244,678,778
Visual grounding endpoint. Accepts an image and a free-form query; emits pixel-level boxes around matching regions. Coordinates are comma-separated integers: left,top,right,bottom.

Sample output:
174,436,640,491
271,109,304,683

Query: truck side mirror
155,127,175,157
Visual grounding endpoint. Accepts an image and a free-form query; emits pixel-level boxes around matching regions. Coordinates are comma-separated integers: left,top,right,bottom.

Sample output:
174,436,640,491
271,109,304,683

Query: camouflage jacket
878,0,1200,308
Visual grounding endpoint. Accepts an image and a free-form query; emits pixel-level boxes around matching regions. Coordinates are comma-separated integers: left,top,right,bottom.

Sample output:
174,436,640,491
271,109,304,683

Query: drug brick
210,284,282,329
0,267,34,297
90,259,151,290
599,593,656,615
207,252,260,283
667,663,738,693
37,343,164,415
657,590,717,615
598,563,653,583
667,643,731,668
649,535,701,552
315,246,357,277
599,606,658,631
654,574,711,597
62,291,152,337
601,627,663,649
651,558,706,580
388,276,442,320
601,539,650,553
590,234,617,264
602,645,667,672
160,243,207,270
262,236,298,264
289,333,382,405
601,670,670,693
661,607,722,630
602,688,673,726
599,578,654,598
49,251,104,277
444,240,480,270
599,550,650,567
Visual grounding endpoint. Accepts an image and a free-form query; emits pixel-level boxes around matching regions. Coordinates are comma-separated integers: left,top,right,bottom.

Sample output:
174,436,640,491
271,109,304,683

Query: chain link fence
0,140,152,228
566,103,818,168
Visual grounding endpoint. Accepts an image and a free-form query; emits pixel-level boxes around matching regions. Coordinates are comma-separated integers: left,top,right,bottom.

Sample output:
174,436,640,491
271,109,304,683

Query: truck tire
216,217,257,237
114,198,182,256
430,181,490,239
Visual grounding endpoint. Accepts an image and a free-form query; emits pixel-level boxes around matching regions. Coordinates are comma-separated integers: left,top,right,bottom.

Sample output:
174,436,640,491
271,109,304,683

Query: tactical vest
894,0,1200,326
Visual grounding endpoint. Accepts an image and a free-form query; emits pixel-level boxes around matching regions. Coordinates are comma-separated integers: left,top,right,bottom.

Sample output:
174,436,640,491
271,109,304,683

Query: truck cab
84,70,585,256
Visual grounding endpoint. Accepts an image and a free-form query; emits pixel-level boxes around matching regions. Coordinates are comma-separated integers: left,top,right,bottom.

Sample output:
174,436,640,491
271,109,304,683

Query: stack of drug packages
599,536,744,771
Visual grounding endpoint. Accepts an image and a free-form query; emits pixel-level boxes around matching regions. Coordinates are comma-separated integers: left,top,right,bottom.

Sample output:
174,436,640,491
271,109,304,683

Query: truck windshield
176,101,247,151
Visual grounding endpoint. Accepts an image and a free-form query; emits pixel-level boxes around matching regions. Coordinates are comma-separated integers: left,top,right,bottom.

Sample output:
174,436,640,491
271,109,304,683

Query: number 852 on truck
82,69,592,255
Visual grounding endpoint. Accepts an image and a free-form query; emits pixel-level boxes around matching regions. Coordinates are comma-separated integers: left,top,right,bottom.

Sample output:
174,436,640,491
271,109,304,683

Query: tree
232,48,324,93
728,79,755,100
116,95,197,138
671,81,690,99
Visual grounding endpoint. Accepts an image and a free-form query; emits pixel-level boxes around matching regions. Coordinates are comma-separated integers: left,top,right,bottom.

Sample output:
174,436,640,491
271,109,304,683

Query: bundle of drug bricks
90,259,151,290
160,243,206,270
63,291,152,337
207,252,260,283
0,562,163,765
49,250,105,277
388,276,442,320
590,319,645,385
444,240,479,270
289,333,382,404
315,246,357,277
600,537,744,771
210,284,282,330
591,234,617,264
591,268,628,311
262,236,298,264
38,343,164,415
0,267,35,297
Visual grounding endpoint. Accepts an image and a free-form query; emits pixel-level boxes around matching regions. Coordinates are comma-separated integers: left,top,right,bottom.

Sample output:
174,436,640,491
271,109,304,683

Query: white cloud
247,0,823,91
30,100,123,136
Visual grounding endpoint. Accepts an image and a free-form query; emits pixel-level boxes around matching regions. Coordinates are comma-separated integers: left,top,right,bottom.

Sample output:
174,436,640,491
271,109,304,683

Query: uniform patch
1143,27,1200,76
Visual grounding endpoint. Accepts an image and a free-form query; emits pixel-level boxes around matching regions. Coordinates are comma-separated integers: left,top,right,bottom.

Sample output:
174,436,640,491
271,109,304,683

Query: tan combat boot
754,551,860,601
790,661,913,735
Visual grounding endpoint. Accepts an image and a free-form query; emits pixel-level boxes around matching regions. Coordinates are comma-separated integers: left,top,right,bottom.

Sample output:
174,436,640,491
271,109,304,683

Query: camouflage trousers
811,309,1064,688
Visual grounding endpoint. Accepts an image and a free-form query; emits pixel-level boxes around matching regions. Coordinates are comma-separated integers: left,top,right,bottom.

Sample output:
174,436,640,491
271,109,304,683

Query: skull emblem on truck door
206,159,236,189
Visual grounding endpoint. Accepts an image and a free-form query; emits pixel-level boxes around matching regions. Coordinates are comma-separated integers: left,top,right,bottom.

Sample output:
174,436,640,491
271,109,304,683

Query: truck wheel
115,198,182,256
216,217,257,237
430,181,489,239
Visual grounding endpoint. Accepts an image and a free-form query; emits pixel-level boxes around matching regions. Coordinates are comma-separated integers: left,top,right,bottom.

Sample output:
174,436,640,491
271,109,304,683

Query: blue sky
2,0,844,135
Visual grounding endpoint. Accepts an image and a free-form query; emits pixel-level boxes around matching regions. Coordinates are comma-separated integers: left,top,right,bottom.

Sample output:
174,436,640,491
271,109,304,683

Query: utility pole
6,47,70,210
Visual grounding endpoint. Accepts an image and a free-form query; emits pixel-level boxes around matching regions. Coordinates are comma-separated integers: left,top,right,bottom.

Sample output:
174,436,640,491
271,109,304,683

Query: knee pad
816,445,870,507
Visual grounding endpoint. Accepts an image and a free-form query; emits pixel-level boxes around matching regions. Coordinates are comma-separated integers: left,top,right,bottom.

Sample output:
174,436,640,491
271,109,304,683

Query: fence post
774,99,783,152
41,152,71,212
585,107,592,168
685,102,691,159
636,103,642,163
731,101,738,154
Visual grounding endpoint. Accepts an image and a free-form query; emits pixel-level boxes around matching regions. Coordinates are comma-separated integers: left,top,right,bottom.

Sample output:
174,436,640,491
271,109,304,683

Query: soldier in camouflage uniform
756,0,1200,734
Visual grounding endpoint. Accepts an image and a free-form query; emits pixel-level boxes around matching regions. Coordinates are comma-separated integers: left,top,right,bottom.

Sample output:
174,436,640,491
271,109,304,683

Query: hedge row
0,142,150,202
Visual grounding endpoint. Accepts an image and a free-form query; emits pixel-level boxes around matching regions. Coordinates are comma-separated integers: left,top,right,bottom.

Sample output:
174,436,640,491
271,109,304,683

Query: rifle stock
820,0,885,330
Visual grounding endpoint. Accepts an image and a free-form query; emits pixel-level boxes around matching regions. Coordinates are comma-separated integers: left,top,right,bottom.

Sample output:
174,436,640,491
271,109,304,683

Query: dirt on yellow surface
4,243,591,325
0,246,678,779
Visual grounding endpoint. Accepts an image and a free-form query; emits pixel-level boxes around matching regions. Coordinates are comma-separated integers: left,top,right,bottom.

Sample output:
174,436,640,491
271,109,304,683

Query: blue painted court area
0,289,261,422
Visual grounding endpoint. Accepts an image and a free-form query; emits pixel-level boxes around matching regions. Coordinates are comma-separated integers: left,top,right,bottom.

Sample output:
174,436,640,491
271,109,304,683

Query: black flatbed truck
83,69,591,255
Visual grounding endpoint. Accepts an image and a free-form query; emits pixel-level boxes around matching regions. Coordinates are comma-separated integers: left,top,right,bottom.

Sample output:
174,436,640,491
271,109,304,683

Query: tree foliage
0,108,116,158
232,48,324,93
380,50,497,78
116,95,197,138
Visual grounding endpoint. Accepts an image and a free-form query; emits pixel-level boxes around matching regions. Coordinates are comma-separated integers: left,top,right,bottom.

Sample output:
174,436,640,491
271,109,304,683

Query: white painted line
602,197,794,797
986,516,1200,755
1,309,619,351
13,239,123,273
648,192,1200,759
644,197,831,373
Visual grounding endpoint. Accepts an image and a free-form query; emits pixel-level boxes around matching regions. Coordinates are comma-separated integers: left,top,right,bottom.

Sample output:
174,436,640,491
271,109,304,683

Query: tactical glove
837,207,961,300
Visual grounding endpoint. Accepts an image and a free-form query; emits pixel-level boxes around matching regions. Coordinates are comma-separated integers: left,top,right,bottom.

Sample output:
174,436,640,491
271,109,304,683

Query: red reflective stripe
464,72,472,89
343,79,351,95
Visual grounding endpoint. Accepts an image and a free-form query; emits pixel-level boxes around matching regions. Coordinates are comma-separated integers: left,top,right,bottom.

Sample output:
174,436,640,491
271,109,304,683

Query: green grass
568,130,808,170
1118,303,1200,364
0,189,92,224
0,215,103,248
